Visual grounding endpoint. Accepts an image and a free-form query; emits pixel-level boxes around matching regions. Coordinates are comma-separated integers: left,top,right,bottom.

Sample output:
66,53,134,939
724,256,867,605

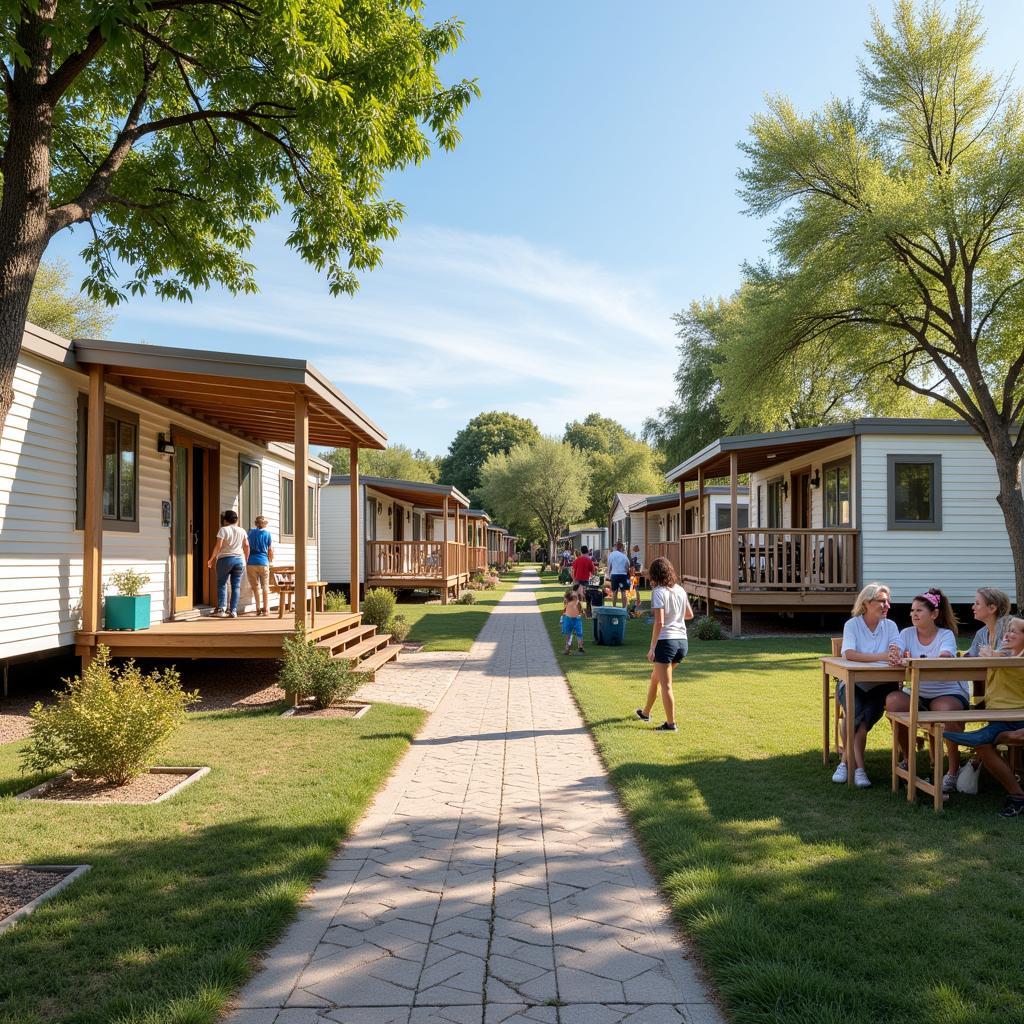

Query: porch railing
645,542,677,568
468,545,488,572
679,528,859,592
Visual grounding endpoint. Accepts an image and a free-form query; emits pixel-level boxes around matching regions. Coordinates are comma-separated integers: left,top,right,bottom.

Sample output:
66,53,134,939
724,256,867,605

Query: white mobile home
1,323,388,669
321,476,472,602
557,526,608,558
665,419,1016,632
609,493,650,556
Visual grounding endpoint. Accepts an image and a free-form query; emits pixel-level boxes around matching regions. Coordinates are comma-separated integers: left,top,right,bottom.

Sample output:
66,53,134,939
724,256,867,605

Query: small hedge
363,587,397,629
456,591,476,604
692,615,725,641
280,625,361,708
387,615,411,643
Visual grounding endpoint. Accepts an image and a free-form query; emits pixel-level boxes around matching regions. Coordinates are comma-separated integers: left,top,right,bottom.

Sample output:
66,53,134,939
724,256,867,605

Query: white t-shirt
607,550,630,576
842,615,899,660
653,584,689,640
897,626,966,700
217,524,247,559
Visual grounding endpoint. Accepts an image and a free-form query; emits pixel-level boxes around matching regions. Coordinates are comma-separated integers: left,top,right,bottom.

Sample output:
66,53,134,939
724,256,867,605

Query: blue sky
48,1,1024,455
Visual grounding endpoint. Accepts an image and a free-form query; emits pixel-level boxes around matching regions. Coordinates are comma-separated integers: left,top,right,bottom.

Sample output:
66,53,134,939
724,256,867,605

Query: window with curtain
76,397,139,531
280,474,294,537
239,458,262,528
823,458,852,527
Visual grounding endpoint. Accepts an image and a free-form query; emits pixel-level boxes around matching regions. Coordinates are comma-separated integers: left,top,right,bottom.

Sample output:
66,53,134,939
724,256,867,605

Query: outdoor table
820,657,905,783
889,656,1024,811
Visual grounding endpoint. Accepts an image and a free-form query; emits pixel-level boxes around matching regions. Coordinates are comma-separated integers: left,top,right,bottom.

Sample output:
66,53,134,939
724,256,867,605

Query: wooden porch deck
75,611,399,676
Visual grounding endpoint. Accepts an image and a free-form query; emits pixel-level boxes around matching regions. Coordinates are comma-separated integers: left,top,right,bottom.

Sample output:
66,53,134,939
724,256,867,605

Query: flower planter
103,594,151,631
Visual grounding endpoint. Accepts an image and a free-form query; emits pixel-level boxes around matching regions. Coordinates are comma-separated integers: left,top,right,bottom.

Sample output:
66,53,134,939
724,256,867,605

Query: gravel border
0,865,91,935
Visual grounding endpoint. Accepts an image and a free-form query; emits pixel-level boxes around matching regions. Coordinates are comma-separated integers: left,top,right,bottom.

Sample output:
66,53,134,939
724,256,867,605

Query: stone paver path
229,571,722,1024
356,650,469,712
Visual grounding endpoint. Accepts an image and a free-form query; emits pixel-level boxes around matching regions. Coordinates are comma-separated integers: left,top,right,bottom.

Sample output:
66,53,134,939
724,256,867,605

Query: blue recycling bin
594,605,627,646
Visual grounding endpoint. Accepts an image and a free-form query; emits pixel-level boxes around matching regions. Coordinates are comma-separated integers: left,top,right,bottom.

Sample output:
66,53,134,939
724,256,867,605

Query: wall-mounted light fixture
156,433,175,456
809,469,821,489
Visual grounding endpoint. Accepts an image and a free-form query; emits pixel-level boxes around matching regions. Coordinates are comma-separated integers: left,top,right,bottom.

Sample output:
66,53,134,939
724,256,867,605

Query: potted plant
104,569,152,630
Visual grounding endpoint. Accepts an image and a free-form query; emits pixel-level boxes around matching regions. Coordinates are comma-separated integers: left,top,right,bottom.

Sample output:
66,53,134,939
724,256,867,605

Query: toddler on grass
561,588,585,655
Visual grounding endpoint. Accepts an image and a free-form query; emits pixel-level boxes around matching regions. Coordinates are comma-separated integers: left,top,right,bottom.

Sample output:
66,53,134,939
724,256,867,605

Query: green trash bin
594,605,627,646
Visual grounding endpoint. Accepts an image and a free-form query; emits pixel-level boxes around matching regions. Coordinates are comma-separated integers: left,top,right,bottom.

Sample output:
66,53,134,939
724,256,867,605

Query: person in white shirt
831,582,901,788
606,541,631,607
885,587,966,794
635,557,693,733
207,509,250,617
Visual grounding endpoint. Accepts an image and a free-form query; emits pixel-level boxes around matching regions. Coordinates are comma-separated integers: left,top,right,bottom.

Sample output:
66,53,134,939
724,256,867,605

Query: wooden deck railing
367,540,445,577
468,545,488,572
645,542,677,569
679,529,859,592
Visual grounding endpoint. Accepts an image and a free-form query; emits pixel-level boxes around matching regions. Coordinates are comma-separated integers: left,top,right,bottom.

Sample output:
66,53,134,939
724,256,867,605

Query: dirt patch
283,701,370,720
0,867,74,921
18,767,207,804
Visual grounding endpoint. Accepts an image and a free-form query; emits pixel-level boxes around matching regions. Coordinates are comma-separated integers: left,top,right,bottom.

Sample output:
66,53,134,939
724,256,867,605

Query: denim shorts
653,638,687,665
945,720,1024,746
561,616,583,638
836,681,898,731
609,573,629,594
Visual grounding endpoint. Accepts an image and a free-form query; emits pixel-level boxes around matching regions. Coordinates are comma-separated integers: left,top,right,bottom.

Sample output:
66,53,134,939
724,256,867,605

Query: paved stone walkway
356,650,469,712
228,571,721,1024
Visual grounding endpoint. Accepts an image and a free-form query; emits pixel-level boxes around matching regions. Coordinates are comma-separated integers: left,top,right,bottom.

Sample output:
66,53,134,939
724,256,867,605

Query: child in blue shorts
561,588,585,655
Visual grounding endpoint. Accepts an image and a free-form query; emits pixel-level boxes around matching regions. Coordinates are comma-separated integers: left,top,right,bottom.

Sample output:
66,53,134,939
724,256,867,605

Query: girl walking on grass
636,557,693,732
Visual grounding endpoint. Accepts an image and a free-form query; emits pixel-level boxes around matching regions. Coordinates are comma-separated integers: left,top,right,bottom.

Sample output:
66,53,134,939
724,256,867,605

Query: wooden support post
81,364,105,648
441,496,450,605
698,465,709,615
349,446,360,613
644,508,649,570
678,480,685,580
294,392,309,631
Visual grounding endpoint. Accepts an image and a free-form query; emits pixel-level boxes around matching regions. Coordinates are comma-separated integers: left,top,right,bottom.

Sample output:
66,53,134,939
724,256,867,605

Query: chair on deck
271,565,328,626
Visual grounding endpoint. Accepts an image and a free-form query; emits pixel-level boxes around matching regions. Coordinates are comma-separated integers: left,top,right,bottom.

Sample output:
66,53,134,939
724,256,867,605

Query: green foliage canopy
322,444,440,483
440,411,541,496
28,259,116,338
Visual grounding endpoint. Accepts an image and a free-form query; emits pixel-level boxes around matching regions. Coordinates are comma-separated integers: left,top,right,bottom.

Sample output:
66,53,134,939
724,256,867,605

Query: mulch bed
0,867,73,921
285,701,369,719
22,769,197,804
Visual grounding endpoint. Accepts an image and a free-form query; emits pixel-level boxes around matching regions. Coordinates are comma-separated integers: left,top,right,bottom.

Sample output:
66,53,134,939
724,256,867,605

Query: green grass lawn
0,702,423,1024
536,575,1024,1024
391,569,522,651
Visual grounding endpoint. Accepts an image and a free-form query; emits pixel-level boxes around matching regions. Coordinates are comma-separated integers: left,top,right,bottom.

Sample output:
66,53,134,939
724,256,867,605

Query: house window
307,485,316,540
823,458,852,527
684,507,696,534
365,496,377,541
888,455,941,530
280,474,294,537
76,397,139,532
766,479,784,528
756,485,763,527
239,458,262,528
716,505,750,530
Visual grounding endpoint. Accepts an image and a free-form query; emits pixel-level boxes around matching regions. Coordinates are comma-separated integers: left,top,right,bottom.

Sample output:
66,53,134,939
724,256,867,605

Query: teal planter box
104,594,151,631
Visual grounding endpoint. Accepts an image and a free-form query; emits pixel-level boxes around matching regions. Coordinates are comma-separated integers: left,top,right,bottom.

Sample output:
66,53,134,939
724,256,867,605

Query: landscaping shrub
280,625,360,708
693,615,725,641
456,591,476,604
108,567,151,596
363,587,397,628
324,588,347,612
387,614,411,643
22,646,198,785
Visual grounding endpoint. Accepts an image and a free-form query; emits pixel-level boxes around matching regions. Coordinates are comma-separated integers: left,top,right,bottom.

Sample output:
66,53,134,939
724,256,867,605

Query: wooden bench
886,655,1024,811
270,565,328,627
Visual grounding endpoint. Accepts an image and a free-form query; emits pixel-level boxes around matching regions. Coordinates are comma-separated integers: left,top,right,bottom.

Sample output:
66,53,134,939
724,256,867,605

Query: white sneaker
213,608,226,617
831,763,849,784
229,610,238,618
942,772,957,794
854,768,871,788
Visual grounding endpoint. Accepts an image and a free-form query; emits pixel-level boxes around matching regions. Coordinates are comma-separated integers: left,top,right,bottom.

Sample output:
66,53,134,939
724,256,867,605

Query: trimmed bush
324,589,347,612
456,591,476,604
280,625,361,708
693,615,725,641
387,614,411,643
22,646,198,785
363,587,397,629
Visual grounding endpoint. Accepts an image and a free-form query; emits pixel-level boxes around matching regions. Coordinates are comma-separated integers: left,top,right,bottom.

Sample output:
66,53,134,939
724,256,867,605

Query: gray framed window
766,478,784,528
716,505,750,530
238,457,262,529
365,496,377,541
76,396,139,532
823,457,852,527
280,473,295,538
887,455,942,530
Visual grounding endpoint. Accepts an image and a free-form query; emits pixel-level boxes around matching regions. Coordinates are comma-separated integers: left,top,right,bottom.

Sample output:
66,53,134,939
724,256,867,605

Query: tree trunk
991,436,1024,610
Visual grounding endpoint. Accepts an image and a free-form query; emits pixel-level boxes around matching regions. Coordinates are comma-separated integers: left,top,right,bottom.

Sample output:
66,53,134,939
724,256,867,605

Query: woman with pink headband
885,587,967,795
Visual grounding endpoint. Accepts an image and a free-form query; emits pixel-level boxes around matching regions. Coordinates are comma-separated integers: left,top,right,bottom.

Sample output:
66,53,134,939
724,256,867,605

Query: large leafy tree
321,443,439,482
28,257,115,338
0,1,478,434
439,411,540,496
564,413,663,521
476,437,589,562
735,0,1024,601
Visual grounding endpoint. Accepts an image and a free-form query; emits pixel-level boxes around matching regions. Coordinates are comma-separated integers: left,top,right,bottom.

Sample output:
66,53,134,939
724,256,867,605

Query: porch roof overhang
465,508,492,523
73,339,386,450
629,487,751,513
334,474,470,510
665,418,974,484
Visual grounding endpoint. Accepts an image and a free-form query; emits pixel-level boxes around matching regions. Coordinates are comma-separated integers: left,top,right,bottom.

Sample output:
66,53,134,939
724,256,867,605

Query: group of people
835,582,1024,817
206,510,275,617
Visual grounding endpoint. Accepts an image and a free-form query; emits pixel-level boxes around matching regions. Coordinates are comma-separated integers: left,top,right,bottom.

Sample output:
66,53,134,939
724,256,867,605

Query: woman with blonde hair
966,587,1012,657
831,582,901,787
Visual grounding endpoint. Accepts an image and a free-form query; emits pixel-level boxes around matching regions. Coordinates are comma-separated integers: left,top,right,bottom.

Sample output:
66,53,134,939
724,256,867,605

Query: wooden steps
352,643,402,679
312,614,401,680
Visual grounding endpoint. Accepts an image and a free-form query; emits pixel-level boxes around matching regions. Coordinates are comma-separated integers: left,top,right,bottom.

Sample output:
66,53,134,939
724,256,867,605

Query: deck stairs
314,614,401,680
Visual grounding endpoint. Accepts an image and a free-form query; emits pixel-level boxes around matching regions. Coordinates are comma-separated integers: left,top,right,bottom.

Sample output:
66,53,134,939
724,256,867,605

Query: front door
171,434,219,613
393,503,405,541
791,470,811,529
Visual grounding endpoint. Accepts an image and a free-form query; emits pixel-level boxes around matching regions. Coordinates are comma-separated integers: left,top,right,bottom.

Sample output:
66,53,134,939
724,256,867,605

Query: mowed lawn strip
535,575,1024,1024
397,569,522,651
0,702,423,1024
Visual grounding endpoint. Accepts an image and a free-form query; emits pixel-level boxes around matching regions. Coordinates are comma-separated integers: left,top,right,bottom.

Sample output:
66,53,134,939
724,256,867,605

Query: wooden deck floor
76,611,359,660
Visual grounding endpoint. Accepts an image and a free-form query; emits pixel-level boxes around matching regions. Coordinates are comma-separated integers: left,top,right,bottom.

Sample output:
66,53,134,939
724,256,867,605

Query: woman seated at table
832,582,901,788
885,587,966,795
966,587,1011,657
945,616,1024,818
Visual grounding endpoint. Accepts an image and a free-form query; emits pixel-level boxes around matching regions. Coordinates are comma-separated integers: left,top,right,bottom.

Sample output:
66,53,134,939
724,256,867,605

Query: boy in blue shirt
246,515,274,616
